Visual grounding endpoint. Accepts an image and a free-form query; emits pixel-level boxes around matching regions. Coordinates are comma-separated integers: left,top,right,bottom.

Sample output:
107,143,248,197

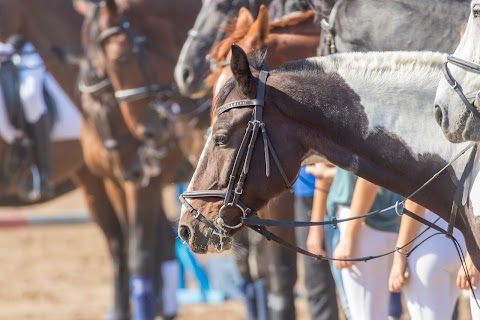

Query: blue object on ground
130,275,156,320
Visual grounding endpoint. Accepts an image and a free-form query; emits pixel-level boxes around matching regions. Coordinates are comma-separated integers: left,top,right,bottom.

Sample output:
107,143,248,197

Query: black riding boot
29,114,54,199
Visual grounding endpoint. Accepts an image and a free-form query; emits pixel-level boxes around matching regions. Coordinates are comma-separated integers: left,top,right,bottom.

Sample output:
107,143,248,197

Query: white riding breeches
337,205,398,320
0,42,80,143
402,210,480,320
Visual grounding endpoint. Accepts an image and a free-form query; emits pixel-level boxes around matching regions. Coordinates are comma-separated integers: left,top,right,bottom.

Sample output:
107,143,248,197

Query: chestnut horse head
77,0,198,144
207,6,319,101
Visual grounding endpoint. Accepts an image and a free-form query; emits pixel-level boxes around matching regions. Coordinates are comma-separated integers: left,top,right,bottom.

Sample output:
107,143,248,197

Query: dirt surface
0,190,308,320
0,190,472,320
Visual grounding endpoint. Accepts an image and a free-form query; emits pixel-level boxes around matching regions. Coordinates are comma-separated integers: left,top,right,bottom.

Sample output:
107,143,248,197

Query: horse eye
474,9,480,18
116,54,129,65
214,133,228,146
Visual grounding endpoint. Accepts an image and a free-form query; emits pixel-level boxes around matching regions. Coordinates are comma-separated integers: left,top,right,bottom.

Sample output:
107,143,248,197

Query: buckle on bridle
451,81,459,90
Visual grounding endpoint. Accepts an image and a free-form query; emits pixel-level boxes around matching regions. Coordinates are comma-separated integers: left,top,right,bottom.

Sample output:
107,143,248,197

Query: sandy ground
0,189,472,320
0,190,308,320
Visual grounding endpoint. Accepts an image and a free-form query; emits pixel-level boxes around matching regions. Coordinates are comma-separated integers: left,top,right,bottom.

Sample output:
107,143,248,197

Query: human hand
389,253,409,292
457,254,479,290
305,163,336,183
333,237,354,269
306,226,327,257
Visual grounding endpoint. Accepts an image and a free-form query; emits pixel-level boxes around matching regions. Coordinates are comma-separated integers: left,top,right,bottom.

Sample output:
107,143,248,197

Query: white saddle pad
0,73,81,144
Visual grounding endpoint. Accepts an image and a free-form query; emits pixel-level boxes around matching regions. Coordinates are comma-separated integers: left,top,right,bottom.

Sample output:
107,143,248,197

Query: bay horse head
434,0,480,142
178,45,301,253
78,0,175,144
174,0,264,99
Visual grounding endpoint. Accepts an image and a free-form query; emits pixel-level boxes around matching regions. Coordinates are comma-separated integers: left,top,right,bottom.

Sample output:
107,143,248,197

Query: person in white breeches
0,35,54,199
335,204,399,320
389,200,480,320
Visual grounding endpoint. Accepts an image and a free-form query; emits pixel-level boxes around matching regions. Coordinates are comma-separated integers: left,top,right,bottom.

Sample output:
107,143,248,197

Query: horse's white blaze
309,52,471,179
179,132,212,219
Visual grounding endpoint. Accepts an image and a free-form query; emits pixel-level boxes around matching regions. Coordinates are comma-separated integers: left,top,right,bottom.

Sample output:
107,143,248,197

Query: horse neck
336,0,469,53
270,52,470,215
266,16,320,67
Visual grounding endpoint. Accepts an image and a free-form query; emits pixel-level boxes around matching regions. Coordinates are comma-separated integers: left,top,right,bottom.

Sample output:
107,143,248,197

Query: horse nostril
182,67,192,84
128,168,142,181
179,225,191,242
434,105,443,126
144,128,156,139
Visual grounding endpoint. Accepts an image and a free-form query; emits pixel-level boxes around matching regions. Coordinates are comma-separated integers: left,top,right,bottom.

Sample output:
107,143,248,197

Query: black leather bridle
442,54,480,120
180,70,292,234
95,13,174,119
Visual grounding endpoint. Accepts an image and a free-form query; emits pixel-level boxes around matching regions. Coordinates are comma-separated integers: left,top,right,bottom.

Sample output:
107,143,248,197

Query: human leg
403,211,464,320
324,222,351,319
295,196,338,320
339,222,397,320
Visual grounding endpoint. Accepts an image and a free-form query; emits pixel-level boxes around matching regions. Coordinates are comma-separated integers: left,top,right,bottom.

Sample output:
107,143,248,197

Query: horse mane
274,51,447,90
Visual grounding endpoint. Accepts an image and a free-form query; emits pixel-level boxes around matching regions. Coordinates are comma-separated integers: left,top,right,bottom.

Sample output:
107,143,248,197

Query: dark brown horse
178,46,480,271
205,7,321,319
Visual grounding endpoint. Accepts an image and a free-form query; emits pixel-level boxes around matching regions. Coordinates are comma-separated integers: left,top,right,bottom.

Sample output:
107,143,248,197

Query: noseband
96,13,174,116
180,70,292,233
442,55,480,120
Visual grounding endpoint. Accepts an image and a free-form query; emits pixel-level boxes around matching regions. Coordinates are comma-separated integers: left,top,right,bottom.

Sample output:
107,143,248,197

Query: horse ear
230,44,252,94
72,0,95,16
105,0,118,12
236,7,254,30
98,0,118,24
247,5,269,43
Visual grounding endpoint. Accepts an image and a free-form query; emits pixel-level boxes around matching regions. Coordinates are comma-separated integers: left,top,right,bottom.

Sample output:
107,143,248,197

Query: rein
442,54,480,120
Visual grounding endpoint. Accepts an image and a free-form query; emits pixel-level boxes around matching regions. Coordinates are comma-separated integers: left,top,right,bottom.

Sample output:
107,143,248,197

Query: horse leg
123,178,164,320
232,228,259,320
72,168,129,320
156,201,178,320
262,190,297,320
